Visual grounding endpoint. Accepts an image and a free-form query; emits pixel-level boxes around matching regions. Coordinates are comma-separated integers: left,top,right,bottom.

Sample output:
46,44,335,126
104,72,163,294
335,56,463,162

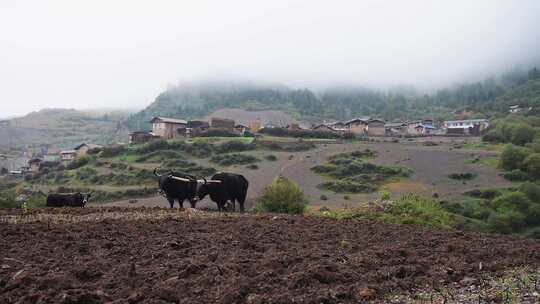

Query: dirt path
2,207,540,303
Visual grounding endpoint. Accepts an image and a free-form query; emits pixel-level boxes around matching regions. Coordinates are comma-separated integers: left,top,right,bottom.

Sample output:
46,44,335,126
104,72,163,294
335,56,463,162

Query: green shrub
464,188,502,199
216,141,255,154
199,128,238,137
492,192,532,214
137,139,170,154
523,153,540,179
488,210,527,234
75,167,98,181
66,156,89,170
265,154,278,161
210,153,260,166
254,176,308,214
499,144,531,171
504,169,529,181
136,150,184,163
379,190,391,201
259,127,340,139
98,145,126,157
511,125,536,146
448,172,477,180
318,180,378,193
519,182,540,203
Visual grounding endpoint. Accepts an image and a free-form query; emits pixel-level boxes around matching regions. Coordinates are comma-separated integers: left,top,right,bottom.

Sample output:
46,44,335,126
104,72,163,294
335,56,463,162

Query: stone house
151,117,187,139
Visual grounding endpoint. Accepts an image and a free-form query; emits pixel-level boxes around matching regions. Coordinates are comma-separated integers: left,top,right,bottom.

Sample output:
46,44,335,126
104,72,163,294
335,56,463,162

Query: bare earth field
1,207,540,303
104,137,510,210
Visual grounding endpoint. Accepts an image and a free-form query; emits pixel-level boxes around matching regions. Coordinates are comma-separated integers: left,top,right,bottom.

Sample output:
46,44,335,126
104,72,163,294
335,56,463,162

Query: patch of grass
210,153,260,166
320,194,454,229
448,172,477,181
312,149,411,193
466,156,498,167
246,164,259,170
381,194,454,228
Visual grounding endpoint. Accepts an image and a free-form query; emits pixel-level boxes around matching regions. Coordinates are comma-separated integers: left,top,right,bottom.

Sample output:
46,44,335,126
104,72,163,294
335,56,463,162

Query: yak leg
189,198,197,208
167,198,175,209
178,199,184,209
217,201,225,212
238,198,246,213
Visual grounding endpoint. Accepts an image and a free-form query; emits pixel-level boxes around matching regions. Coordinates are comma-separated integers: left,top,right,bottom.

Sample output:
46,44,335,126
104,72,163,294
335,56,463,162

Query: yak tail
239,175,249,203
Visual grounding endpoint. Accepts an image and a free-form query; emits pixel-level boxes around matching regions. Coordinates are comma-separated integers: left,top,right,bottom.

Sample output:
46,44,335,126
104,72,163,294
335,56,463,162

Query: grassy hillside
0,108,131,151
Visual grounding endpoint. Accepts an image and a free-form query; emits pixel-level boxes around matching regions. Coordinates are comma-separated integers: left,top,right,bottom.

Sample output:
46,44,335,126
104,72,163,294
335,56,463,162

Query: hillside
125,68,540,132
0,108,130,152
494,78,540,112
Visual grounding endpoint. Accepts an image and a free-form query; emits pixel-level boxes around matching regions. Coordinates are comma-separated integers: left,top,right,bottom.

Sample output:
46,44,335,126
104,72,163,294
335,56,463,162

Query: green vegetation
322,194,453,229
210,153,260,166
254,176,308,214
312,149,411,193
443,186,540,236
259,127,341,139
265,154,278,161
483,115,540,146
448,172,477,181
467,156,498,167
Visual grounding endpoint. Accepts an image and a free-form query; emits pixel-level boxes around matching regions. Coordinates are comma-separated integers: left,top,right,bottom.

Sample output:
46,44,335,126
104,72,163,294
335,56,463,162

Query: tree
511,124,536,146
523,153,540,179
492,192,532,214
499,144,531,171
254,176,308,214
519,182,540,203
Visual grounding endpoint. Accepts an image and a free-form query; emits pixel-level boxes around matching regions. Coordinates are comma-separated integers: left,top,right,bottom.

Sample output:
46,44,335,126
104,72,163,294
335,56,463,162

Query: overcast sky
1,0,540,117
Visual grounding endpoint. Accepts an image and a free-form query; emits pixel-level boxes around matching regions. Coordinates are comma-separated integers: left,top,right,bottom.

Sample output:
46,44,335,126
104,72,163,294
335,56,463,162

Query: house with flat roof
150,117,187,139
442,119,489,135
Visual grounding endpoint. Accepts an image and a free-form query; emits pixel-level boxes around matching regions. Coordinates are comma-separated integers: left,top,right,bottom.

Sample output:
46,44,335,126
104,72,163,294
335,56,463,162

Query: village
2,114,492,176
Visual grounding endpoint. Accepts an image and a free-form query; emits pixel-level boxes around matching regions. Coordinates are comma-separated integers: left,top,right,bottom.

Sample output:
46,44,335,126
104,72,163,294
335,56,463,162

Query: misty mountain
126,66,539,131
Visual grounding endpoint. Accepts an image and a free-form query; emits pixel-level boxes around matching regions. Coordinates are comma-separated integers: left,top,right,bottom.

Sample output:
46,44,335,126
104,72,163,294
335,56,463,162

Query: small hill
0,108,130,151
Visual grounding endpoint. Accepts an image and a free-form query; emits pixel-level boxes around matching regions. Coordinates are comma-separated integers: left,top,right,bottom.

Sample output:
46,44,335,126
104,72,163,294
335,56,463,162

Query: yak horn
206,180,223,183
170,176,191,182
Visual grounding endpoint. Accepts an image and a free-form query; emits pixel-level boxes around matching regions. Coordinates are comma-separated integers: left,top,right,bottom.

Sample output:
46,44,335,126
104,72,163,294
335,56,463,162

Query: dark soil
1,207,540,303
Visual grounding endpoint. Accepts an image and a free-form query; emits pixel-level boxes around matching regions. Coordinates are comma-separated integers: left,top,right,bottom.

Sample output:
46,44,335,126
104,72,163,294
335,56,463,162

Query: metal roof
443,119,488,124
150,117,188,124
345,117,371,124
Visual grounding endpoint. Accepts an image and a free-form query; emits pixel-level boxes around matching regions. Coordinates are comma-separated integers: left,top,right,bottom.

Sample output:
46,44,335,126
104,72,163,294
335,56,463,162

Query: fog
1,0,539,117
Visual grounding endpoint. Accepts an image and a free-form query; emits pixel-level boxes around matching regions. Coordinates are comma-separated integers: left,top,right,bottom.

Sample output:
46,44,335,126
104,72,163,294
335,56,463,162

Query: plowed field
1,207,540,303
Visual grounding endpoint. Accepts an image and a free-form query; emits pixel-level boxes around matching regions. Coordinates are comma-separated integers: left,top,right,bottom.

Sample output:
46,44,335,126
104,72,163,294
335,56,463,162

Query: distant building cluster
5,143,103,176
312,117,489,137
129,116,268,144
